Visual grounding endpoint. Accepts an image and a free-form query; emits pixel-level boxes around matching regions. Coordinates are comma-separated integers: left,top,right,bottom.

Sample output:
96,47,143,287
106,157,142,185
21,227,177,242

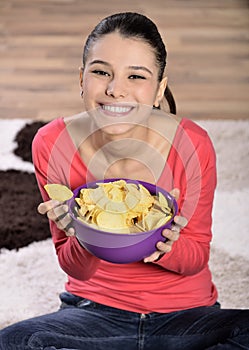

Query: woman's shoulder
32,117,67,158
34,117,65,139
178,118,216,159
180,118,209,139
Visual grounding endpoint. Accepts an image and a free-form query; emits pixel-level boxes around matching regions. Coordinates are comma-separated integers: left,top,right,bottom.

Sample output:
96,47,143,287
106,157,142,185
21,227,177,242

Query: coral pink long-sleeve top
32,117,218,313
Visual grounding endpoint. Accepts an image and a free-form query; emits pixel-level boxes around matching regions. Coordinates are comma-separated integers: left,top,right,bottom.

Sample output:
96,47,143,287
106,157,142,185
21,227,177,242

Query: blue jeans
0,292,249,350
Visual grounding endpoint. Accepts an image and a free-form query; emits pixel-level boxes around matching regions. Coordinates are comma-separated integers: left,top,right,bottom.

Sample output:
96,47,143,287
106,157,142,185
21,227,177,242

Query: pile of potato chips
74,180,173,233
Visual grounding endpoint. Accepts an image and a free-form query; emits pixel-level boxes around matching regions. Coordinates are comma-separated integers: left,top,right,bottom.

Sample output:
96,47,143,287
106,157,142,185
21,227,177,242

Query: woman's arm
152,130,217,275
32,127,100,281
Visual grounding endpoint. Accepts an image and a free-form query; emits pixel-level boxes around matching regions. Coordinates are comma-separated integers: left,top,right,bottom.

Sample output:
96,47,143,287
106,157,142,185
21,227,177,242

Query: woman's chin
101,123,136,136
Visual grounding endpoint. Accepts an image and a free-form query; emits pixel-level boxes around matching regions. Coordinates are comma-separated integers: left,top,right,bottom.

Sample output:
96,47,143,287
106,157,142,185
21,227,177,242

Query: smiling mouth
100,104,134,117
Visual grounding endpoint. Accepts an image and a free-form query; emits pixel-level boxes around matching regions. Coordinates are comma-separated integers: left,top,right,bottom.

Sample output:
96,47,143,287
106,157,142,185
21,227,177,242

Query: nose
106,77,127,98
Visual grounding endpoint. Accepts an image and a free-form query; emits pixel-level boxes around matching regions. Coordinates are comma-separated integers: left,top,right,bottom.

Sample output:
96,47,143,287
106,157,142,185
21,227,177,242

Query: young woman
0,12,248,350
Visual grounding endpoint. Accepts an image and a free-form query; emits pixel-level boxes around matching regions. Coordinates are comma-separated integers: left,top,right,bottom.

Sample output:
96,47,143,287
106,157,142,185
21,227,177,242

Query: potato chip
155,215,171,228
142,210,165,231
78,203,89,217
96,196,110,210
96,211,127,230
81,188,95,205
158,191,171,213
125,192,140,210
84,186,105,204
125,183,140,197
109,187,124,202
158,191,168,208
44,184,73,202
105,201,127,213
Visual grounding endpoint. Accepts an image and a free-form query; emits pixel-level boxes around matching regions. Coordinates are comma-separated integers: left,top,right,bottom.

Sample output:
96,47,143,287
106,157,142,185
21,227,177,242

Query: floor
0,0,249,121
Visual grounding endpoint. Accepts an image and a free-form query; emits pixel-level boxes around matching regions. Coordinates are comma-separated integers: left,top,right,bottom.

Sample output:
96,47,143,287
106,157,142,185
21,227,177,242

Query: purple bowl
67,179,178,264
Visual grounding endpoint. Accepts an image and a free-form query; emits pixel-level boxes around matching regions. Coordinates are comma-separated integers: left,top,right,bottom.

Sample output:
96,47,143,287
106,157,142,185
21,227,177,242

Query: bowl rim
67,178,178,237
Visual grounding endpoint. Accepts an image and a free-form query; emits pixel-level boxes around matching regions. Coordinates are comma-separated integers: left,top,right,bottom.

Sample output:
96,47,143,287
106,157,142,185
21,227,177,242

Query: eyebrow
89,60,110,67
128,65,153,76
89,60,153,75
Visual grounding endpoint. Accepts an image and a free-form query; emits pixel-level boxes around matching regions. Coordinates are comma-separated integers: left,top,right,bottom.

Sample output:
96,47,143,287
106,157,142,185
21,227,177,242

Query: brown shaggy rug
0,122,49,251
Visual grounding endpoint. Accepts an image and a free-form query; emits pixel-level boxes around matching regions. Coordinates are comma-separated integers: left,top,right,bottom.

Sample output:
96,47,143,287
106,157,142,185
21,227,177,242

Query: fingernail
51,200,61,206
67,228,75,236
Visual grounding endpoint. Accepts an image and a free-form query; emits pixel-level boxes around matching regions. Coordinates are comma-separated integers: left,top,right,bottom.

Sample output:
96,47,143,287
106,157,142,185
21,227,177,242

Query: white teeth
102,105,131,113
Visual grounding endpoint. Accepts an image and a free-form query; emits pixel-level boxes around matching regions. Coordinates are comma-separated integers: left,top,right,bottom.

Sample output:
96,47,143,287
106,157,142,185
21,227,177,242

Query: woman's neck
90,124,150,160
65,110,181,183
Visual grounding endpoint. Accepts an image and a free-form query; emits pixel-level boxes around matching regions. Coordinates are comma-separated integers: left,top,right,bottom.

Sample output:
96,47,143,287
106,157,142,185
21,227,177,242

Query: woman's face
80,32,167,135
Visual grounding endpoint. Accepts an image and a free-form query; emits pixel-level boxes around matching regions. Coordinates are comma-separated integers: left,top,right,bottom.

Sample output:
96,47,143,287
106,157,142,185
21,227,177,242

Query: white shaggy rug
0,118,249,329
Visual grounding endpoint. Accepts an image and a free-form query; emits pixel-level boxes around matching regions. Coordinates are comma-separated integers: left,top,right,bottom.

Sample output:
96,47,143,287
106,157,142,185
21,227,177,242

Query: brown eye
129,74,146,80
92,70,110,77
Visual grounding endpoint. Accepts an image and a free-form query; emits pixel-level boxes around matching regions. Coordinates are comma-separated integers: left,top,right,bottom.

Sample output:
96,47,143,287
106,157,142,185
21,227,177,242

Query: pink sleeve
154,128,217,275
32,124,100,281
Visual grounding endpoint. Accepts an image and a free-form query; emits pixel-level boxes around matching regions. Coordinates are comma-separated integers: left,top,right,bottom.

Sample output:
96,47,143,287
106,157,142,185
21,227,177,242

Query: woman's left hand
143,189,187,263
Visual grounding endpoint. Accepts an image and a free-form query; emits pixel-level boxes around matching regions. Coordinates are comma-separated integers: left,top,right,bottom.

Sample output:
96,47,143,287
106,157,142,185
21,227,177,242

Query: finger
174,215,188,228
55,213,73,231
169,188,180,200
37,200,61,215
156,240,173,253
65,227,75,237
162,228,179,242
144,251,161,263
46,204,69,222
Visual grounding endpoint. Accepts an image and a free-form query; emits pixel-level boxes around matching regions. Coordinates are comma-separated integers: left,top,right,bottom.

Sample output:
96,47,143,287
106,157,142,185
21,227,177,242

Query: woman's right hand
37,200,75,236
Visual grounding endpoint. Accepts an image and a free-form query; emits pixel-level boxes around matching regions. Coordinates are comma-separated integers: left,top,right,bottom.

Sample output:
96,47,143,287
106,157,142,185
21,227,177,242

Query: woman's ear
79,66,84,93
154,76,168,107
